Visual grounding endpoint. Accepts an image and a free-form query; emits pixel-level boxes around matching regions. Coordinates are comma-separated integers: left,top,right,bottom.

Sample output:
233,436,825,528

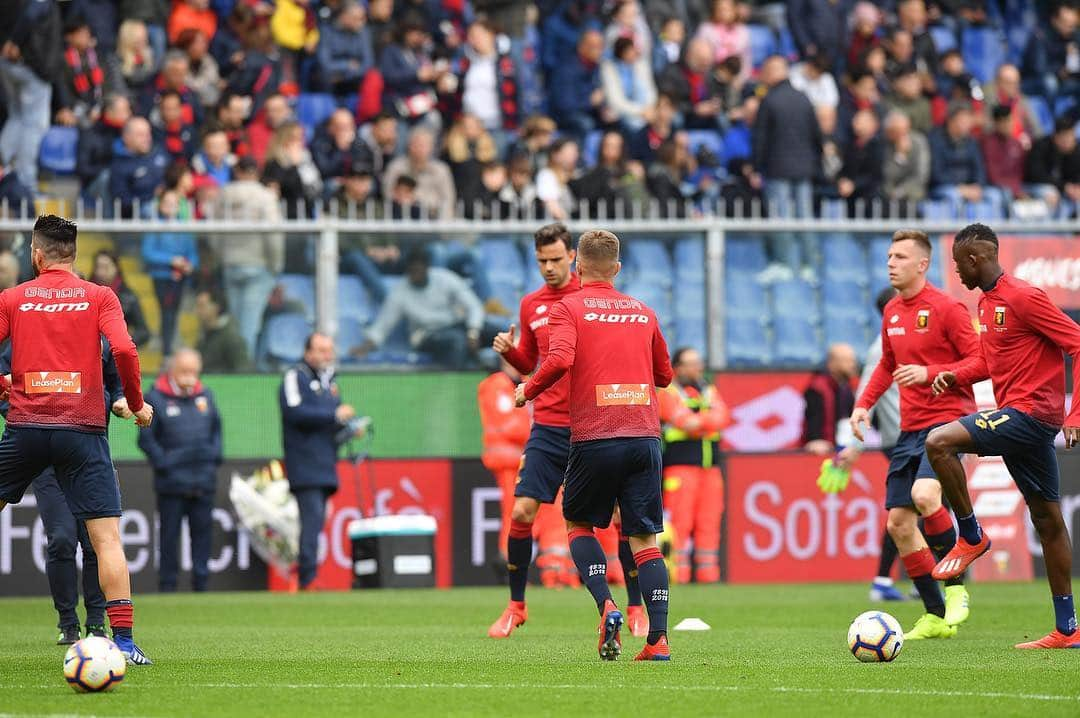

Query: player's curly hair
954,223,999,249
32,215,78,262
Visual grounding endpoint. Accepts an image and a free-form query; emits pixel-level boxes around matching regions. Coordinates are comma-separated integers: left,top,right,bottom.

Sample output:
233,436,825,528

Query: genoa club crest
916,309,930,329
994,306,1006,326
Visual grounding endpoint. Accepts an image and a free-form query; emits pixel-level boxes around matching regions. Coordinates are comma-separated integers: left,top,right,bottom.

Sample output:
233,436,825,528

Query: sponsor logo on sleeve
25,372,82,394
595,384,651,406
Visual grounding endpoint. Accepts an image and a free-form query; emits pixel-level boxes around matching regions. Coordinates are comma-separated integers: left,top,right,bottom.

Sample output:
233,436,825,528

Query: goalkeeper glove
816,458,851,494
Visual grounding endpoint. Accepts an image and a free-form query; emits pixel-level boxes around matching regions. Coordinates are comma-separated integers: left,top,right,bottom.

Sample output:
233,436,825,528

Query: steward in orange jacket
478,363,531,554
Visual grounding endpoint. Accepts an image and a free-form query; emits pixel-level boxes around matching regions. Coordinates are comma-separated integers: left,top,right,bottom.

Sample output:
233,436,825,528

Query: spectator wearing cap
176,27,220,110
380,16,447,132
142,50,203,128
882,111,931,210
981,104,1027,200
837,109,884,216
982,64,1041,147
549,29,608,143
191,128,234,187
751,56,822,273
78,93,132,198
885,64,932,135
383,126,456,218
790,53,840,110
629,94,677,165
57,17,124,129
657,37,724,130
316,0,373,98
249,94,293,167
195,288,252,372
929,102,1002,213
353,246,500,370
263,121,324,219
1025,116,1080,218
445,19,521,136
109,116,169,218
213,156,284,357
786,0,850,74
694,0,750,80
601,37,658,132
312,109,367,196
151,90,197,162
1021,3,1080,102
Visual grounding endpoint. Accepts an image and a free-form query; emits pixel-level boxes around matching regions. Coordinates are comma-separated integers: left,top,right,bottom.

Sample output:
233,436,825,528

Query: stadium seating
673,237,706,282
674,316,707,356
823,314,869,354
772,316,822,365
724,274,765,320
725,235,768,274
771,279,820,322
929,25,957,54
822,233,868,286
296,93,338,136
1027,96,1054,136
822,281,868,322
277,274,316,320
725,316,771,366
39,126,79,175
747,25,776,69
337,275,376,324
625,239,674,288
480,239,526,286
262,313,312,365
961,26,1006,84
685,130,724,166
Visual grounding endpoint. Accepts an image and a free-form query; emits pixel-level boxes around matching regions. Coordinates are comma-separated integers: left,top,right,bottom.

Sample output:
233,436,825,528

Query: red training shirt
0,268,144,432
524,282,674,442
856,282,980,431
954,273,1080,427
503,273,581,428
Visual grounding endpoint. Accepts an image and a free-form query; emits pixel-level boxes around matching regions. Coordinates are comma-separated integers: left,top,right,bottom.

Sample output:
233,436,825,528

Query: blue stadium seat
929,25,957,54
724,275,764,320
772,317,823,365
726,317,771,366
1054,95,1078,119
625,281,672,325
822,233,868,286
771,279,819,321
747,24,776,69
490,279,525,315
675,281,707,320
480,239,525,286
868,236,893,290
819,199,847,220
823,315,869,352
777,27,797,60
335,316,368,363
725,235,768,274
277,274,316,320
721,124,752,164
296,93,337,135
581,129,604,166
263,313,311,365
673,237,705,282
674,317,707,356
1027,96,1054,136
39,126,79,175
960,27,1006,84
822,281,867,322
337,275,375,324
626,240,673,288
919,200,958,220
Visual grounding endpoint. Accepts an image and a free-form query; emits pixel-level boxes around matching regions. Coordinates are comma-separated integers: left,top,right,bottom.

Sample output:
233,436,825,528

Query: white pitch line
11,683,1076,703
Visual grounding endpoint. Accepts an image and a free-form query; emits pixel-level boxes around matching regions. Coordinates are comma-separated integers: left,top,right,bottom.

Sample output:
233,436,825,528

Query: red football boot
488,601,527,639
635,635,672,661
597,600,623,660
932,534,991,580
1015,630,1080,649
626,605,649,637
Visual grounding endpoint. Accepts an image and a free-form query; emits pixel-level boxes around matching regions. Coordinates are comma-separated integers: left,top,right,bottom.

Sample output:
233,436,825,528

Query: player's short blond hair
577,230,620,266
891,229,932,256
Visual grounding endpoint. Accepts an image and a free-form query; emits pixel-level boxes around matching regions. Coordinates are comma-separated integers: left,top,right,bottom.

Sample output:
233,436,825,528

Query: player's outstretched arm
97,288,145,414
523,302,576,403
1018,287,1080,429
651,322,673,388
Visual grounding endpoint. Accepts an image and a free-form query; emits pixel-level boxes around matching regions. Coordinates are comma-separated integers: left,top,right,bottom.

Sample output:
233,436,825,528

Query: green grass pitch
2,582,1080,717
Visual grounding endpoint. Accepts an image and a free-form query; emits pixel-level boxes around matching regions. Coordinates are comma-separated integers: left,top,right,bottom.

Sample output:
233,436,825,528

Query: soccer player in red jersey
486,223,582,638
0,216,155,664
928,222,1080,648
516,229,674,661
850,230,982,640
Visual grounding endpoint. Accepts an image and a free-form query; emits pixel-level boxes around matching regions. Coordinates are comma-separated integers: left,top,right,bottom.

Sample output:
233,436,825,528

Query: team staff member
518,229,675,662
477,359,531,557
138,348,223,593
0,215,154,665
0,339,128,644
658,347,730,584
280,333,364,590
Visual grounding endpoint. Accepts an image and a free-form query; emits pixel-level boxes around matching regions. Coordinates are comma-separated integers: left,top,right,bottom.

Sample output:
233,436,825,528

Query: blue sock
956,512,983,545
506,520,534,603
634,547,669,645
618,537,642,607
569,529,612,612
1054,595,1077,635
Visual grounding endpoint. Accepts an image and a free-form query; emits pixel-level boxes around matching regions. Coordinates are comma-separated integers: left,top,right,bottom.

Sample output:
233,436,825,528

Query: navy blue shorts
885,425,944,509
563,437,663,536
0,426,120,520
514,424,570,504
959,407,1061,502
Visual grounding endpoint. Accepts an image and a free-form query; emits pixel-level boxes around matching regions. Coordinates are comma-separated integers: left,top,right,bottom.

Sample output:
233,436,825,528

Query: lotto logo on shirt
596,384,651,406
25,372,82,394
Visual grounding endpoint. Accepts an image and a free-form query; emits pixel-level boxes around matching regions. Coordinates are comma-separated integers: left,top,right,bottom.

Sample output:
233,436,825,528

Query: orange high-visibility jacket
478,371,531,472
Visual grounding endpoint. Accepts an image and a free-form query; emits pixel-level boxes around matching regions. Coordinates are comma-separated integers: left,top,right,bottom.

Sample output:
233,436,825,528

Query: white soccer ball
847,611,904,663
63,636,127,692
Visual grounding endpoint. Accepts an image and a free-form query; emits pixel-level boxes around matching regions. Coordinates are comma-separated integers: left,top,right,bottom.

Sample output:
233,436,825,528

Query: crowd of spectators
0,0,1078,367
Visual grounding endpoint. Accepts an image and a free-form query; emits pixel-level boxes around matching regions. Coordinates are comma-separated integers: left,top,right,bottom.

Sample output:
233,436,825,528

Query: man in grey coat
882,112,931,214
213,156,285,358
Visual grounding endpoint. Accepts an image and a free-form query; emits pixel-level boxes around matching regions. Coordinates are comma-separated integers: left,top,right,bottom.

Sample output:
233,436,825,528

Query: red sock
901,547,936,578
106,599,134,639
922,506,953,536
509,519,533,539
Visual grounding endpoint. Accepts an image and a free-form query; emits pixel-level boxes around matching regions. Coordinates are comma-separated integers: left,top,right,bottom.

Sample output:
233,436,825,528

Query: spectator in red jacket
980,104,1027,199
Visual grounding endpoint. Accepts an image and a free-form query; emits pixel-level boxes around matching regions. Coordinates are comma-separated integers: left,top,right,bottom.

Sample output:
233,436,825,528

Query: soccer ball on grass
63,636,127,692
847,611,903,663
